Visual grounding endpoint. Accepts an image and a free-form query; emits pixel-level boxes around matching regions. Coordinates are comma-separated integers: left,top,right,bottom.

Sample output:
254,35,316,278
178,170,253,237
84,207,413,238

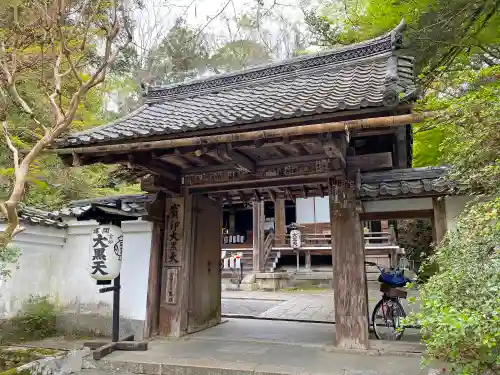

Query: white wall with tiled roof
0,217,153,339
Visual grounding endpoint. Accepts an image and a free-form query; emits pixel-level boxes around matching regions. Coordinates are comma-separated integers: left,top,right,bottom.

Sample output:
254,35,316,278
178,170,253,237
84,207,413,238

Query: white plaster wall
0,218,152,322
0,224,66,318
53,218,152,321
363,197,433,213
296,197,330,224
444,195,475,232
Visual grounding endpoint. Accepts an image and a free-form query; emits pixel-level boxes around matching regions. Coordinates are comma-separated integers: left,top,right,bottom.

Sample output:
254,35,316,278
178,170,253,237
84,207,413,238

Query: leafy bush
6,296,58,342
0,244,21,281
397,219,434,270
406,199,500,375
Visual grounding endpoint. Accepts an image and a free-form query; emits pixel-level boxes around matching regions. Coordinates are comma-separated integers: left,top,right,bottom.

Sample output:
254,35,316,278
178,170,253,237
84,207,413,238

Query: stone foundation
55,313,145,340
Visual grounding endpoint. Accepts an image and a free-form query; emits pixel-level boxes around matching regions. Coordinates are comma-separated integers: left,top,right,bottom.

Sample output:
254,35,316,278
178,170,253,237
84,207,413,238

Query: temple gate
52,20,447,349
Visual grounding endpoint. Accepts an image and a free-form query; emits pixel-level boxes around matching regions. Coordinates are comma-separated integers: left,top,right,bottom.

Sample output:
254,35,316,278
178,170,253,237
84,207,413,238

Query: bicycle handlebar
364,261,385,272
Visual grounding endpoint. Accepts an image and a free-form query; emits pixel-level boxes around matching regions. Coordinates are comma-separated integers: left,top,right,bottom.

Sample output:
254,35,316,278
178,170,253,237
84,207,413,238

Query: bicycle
365,261,414,340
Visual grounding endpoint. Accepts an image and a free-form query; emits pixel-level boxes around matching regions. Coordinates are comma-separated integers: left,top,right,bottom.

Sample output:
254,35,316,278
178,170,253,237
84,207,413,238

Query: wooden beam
256,153,335,168
322,135,347,168
284,188,295,203
237,191,249,204
274,198,286,246
360,209,433,221
217,145,256,173
301,185,308,199
129,154,180,180
253,189,261,201
273,146,288,157
282,144,305,156
188,173,340,195
56,112,435,156
143,193,166,222
205,150,225,164
318,184,325,198
141,175,180,194
346,152,393,172
432,197,447,245
183,158,340,187
160,155,190,169
183,154,208,167
267,189,277,203
395,125,408,168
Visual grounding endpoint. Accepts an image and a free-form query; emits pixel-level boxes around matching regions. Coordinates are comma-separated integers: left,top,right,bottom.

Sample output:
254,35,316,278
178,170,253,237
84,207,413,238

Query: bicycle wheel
372,298,406,340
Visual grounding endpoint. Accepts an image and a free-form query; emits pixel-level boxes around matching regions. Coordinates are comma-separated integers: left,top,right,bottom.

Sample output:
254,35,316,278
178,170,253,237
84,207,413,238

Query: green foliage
0,244,20,281
0,347,61,373
306,0,500,85
5,296,58,343
397,219,433,270
418,66,500,195
146,18,210,85
210,40,270,73
405,199,500,374
412,125,447,167
306,1,500,372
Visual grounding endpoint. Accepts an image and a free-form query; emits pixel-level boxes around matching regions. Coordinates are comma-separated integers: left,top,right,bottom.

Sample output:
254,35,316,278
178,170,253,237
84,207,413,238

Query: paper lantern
88,224,123,281
290,229,301,249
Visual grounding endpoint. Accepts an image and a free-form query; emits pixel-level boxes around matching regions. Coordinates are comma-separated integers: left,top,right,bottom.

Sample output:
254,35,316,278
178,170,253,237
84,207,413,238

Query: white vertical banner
88,224,123,280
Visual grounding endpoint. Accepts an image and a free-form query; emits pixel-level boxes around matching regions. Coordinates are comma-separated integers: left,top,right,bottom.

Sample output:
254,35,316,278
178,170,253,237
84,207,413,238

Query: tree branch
48,54,65,126
0,0,132,249
1,120,20,170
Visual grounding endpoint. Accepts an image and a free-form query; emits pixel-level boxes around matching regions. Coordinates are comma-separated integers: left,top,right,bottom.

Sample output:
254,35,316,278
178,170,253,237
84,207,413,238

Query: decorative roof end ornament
391,19,407,49
140,82,149,97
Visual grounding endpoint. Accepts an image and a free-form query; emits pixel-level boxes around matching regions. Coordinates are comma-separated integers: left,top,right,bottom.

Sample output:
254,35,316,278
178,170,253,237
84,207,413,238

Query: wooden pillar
252,201,265,272
158,194,222,337
144,194,166,338
432,197,447,245
229,208,236,234
360,220,371,332
329,179,370,349
274,198,286,245
305,250,311,270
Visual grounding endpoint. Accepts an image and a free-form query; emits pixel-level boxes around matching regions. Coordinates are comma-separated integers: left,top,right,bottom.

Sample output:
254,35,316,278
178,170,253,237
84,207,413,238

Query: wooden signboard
164,197,184,267
182,159,337,186
165,268,178,305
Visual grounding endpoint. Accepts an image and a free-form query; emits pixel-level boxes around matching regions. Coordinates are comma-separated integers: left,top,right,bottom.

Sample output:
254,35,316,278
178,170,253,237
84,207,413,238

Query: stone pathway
222,289,420,323
77,319,433,375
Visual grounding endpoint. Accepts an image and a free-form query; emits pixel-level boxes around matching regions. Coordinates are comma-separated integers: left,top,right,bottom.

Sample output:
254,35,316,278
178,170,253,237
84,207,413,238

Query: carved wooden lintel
182,159,338,187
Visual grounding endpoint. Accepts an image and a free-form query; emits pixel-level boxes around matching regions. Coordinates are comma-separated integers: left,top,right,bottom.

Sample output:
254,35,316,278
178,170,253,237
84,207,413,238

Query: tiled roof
2,206,68,229
0,195,154,229
57,21,415,148
54,194,154,217
359,166,455,199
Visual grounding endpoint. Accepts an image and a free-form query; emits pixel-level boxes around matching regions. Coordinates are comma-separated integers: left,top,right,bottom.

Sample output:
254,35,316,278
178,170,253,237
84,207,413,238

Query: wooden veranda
53,20,452,350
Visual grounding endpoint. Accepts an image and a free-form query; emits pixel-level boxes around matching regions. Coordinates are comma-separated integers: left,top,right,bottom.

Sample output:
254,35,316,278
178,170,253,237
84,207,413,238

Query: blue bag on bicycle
378,271,408,287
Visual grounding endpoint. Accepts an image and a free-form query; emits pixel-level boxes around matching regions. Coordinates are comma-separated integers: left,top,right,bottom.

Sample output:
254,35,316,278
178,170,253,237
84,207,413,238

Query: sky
132,0,321,62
